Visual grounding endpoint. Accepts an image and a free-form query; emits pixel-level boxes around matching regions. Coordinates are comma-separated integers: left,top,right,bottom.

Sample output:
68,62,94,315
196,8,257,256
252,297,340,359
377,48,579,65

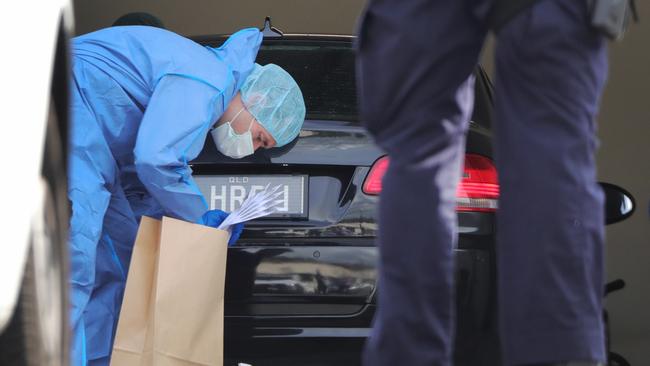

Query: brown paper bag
111,216,229,366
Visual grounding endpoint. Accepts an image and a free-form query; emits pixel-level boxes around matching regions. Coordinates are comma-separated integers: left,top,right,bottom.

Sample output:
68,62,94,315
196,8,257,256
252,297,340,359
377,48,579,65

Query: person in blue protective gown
68,25,305,366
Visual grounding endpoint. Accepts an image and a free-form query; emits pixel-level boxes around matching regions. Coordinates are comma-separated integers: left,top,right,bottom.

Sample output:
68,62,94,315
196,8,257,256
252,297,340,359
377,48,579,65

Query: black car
190,23,635,366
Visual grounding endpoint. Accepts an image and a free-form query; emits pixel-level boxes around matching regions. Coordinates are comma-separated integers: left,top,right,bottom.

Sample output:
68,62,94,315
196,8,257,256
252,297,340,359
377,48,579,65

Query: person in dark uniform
356,0,609,365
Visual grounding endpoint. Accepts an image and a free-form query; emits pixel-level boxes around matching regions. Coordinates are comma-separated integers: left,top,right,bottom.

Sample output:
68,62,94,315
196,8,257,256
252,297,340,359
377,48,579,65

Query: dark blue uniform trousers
356,0,608,365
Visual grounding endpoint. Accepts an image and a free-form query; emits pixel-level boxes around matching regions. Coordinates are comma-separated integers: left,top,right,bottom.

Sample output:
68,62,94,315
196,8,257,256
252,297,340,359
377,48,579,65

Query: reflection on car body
253,254,376,298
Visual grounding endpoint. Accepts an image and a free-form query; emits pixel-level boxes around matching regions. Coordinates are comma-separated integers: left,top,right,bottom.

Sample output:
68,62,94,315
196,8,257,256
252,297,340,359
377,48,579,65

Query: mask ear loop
212,107,245,130
229,107,246,127
246,116,255,132
212,107,246,130
243,94,264,135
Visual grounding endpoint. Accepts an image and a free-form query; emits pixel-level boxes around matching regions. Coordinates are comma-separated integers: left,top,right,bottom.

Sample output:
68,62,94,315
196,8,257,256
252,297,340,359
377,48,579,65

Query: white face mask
211,107,255,159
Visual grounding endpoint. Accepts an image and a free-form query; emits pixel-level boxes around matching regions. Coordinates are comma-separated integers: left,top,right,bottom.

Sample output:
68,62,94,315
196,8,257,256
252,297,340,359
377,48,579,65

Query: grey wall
74,1,649,363
596,6,650,363
74,0,366,36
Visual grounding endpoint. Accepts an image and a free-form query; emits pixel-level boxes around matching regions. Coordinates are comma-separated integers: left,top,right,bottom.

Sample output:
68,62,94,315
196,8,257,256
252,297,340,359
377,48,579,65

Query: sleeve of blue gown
133,76,223,222
134,29,263,222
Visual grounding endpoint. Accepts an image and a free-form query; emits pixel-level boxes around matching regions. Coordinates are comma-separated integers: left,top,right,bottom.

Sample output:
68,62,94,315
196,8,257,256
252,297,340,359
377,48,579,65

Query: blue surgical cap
240,63,306,147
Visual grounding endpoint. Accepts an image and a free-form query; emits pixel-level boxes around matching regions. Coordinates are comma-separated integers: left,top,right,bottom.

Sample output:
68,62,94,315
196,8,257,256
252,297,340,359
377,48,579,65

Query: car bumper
224,245,493,334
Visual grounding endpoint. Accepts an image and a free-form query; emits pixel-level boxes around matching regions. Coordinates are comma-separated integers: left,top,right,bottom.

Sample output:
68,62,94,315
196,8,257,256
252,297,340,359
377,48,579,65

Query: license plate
194,175,308,218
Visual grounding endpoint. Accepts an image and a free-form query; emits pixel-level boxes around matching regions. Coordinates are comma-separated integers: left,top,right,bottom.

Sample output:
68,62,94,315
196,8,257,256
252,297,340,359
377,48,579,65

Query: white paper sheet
217,184,284,231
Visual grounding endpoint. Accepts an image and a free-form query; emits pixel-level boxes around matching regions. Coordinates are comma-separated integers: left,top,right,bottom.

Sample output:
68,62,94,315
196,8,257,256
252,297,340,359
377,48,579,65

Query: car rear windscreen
195,36,492,128
255,40,359,122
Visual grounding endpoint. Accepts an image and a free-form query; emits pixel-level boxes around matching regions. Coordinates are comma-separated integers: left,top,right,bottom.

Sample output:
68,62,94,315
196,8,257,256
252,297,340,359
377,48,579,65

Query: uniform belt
487,0,540,32
488,0,639,38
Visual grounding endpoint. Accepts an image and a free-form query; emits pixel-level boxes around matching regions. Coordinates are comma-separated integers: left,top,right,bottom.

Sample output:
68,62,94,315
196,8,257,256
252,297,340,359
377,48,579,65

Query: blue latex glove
197,209,244,246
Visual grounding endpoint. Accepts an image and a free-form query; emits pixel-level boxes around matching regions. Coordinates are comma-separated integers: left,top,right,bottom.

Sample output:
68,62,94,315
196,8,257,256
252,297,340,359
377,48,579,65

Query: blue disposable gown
68,26,263,365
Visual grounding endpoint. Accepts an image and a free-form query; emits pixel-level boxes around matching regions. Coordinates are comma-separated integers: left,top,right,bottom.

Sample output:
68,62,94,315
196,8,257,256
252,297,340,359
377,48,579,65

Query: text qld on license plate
194,175,308,218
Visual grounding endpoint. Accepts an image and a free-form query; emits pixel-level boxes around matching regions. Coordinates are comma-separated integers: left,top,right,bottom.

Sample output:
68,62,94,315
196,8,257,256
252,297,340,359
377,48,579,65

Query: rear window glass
195,37,492,127
255,40,359,122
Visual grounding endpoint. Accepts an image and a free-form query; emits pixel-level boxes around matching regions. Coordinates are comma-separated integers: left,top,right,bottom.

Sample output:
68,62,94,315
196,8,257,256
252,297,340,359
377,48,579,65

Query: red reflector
362,156,389,195
363,154,499,212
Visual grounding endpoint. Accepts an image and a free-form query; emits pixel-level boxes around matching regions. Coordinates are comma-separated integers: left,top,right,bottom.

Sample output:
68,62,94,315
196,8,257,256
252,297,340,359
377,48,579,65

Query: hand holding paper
197,210,244,246
199,184,284,244
216,184,285,230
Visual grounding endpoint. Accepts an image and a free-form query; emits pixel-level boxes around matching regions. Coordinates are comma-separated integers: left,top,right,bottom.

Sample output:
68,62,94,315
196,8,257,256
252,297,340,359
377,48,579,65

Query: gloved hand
197,209,244,246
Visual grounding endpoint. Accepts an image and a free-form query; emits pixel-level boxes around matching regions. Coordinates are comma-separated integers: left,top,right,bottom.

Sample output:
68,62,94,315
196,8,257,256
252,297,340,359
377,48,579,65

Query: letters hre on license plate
193,175,308,218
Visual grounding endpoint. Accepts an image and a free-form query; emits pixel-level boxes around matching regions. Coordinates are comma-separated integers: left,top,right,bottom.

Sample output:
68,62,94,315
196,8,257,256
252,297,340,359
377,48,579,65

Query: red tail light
456,154,499,212
362,154,499,212
362,156,389,195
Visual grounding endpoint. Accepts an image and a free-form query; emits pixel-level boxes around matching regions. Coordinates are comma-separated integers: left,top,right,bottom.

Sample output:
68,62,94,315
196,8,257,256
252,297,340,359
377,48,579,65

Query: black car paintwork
221,247,490,318
192,119,494,239
190,33,633,366
193,121,382,166
191,34,500,365
222,248,496,365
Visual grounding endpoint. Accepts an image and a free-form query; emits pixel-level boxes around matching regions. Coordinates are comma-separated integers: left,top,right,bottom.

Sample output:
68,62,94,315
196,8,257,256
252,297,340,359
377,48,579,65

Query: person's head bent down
211,63,306,159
